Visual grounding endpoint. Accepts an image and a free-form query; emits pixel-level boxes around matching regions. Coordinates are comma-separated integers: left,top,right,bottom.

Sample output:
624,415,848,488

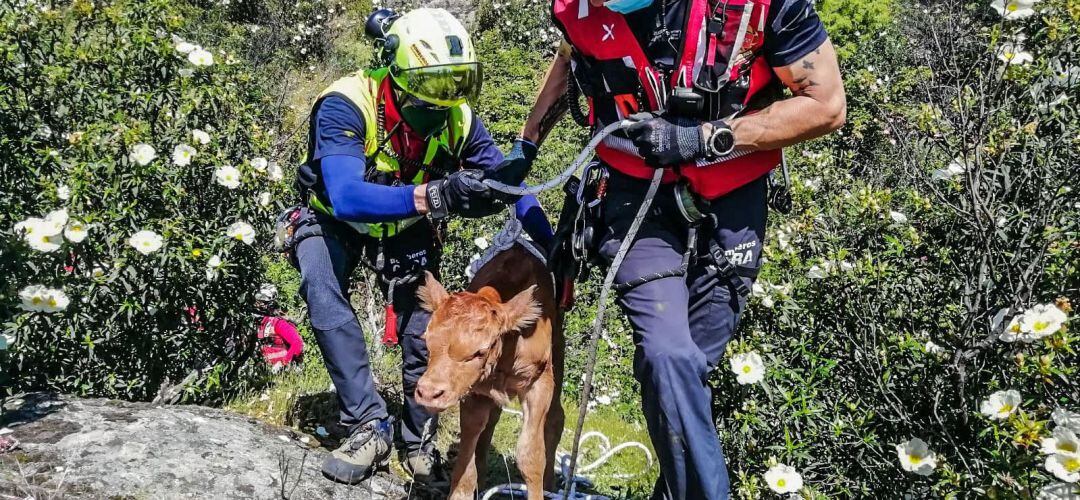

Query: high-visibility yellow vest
307,67,473,238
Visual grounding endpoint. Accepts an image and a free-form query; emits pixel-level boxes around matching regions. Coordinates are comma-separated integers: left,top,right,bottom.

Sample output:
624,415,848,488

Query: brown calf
414,244,564,500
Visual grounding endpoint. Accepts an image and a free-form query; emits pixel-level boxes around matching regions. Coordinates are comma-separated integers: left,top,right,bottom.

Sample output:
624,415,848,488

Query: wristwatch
703,121,736,159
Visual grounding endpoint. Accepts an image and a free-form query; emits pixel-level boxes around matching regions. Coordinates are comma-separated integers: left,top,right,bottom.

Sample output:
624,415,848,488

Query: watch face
712,128,735,156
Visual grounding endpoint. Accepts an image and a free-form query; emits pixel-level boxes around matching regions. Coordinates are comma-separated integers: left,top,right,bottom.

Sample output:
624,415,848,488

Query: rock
0,394,408,499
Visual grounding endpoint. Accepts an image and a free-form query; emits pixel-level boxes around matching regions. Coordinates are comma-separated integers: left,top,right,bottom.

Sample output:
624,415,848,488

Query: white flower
172,144,197,166
192,129,211,145
991,0,1037,20
266,161,284,182
255,283,278,302
729,351,765,385
258,191,272,207
41,288,69,313
1054,409,1080,433
250,157,268,171
1042,427,1080,458
474,237,489,250
214,165,242,189
1000,314,1025,342
764,464,804,494
206,254,223,280
21,286,69,313
178,68,194,78
64,220,88,243
129,143,157,166
128,230,164,255
227,221,256,245
980,390,1022,420
896,438,938,476
19,285,49,312
175,40,197,54
924,340,945,354
1019,303,1068,340
998,43,1034,66
932,159,967,181
889,210,908,224
1046,453,1080,483
188,47,214,67
57,184,70,200
18,219,64,252
807,264,828,279
594,394,612,406
45,209,68,227
839,260,855,272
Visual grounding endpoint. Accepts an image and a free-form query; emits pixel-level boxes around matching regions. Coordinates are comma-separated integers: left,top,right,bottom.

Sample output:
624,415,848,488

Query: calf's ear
417,271,449,312
500,285,542,333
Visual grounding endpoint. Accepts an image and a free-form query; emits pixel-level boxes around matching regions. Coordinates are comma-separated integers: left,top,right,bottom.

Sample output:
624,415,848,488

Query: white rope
482,120,628,196
478,425,653,500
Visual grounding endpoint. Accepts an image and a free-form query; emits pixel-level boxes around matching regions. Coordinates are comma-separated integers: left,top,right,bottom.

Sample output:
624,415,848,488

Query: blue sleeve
764,0,828,67
321,155,419,223
515,193,554,249
461,117,553,246
313,96,417,223
312,96,368,161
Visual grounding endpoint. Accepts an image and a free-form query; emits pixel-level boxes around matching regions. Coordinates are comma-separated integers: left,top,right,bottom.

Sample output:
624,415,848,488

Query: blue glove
486,138,538,203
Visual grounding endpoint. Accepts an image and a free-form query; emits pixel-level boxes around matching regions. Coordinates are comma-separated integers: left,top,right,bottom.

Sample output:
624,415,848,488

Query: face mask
604,0,654,14
400,97,449,137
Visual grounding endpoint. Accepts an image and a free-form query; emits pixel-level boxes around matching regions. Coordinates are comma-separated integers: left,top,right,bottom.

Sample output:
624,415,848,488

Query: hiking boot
403,444,444,485
321,418,392,484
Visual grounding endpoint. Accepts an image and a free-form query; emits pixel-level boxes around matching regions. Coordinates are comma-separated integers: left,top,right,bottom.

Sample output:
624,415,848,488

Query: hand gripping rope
481,119,663,499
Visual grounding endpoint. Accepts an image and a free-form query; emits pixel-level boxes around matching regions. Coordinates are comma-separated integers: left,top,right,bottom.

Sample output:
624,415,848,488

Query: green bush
0,0,287,402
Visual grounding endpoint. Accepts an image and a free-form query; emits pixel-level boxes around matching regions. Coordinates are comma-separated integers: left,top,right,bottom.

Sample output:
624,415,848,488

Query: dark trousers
597,171,767,500
291,209,439,451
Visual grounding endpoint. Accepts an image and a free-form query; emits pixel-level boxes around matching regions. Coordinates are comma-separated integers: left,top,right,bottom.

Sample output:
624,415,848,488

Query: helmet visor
396,63,482,107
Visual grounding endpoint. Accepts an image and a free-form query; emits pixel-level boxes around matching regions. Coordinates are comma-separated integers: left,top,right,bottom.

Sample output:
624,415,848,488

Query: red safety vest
552,0,783,199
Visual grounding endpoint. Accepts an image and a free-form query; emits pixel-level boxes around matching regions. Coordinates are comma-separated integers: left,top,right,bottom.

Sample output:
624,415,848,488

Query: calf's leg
451,395,496,500
518,374,555,500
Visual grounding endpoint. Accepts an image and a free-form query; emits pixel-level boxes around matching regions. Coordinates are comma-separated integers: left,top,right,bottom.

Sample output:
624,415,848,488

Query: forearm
725,94,846,151
521,43,572,146
725,39,847,152
514,193,554,247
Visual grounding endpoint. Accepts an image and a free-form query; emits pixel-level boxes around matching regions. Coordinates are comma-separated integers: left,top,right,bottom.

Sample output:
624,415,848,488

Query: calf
414,244,564,500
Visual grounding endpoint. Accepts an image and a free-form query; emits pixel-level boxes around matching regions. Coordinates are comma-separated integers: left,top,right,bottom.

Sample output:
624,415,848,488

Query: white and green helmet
384,8,482,107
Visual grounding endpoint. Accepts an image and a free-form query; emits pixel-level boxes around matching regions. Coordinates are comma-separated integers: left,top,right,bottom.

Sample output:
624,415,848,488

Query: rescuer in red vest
494,0,846,497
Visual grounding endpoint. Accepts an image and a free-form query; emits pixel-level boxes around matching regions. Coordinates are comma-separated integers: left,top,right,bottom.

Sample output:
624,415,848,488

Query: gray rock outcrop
0,394,407,499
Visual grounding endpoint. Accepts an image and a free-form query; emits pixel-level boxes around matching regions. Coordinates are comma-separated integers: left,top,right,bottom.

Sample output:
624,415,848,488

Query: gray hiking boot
403,444,444,485
321,418,393,484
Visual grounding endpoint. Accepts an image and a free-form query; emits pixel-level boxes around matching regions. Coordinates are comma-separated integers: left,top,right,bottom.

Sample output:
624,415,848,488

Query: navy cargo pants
597,170,767,500
290,208,438,451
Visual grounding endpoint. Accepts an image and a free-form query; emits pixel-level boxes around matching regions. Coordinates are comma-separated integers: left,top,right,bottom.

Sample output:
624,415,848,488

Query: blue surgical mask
604,0,654,14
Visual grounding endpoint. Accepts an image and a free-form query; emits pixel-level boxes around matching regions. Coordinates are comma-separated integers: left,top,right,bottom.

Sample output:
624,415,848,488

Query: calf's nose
415,379,447,403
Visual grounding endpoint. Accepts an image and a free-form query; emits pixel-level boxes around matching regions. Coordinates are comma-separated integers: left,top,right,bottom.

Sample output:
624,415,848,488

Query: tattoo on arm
536,93,569,145
802,59,815,70
791,75,819,95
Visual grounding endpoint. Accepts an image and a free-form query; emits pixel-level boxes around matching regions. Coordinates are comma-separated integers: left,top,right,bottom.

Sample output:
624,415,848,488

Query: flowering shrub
0,0,286,401
717,0,1079,496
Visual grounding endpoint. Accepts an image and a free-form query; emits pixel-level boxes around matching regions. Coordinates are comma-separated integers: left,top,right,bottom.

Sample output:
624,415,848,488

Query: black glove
623,113,705,168
424,169,503,219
